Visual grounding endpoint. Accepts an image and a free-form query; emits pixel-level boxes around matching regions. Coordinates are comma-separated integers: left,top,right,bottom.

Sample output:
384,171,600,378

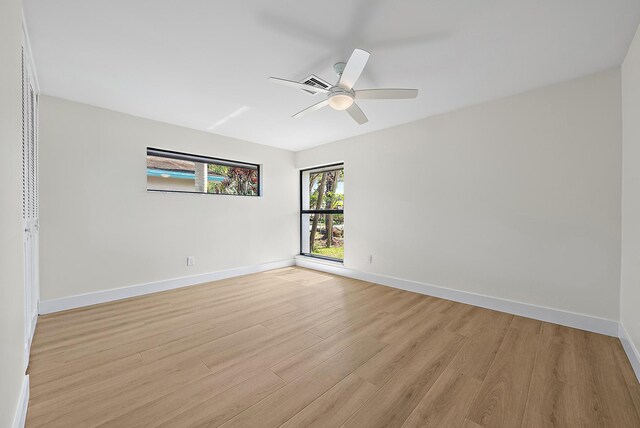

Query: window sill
295,254,344,267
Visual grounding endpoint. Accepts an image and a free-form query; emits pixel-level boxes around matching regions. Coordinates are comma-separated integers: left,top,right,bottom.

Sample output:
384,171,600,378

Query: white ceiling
25,0,640,151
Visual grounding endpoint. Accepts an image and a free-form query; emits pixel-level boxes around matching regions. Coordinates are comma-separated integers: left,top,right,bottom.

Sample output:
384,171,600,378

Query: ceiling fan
269,48,418,125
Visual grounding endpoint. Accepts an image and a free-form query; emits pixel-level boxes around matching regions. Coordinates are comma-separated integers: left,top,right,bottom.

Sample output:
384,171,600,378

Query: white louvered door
22,46,39,367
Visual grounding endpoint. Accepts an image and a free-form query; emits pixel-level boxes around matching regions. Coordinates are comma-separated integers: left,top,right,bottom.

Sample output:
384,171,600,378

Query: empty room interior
4,0,640,427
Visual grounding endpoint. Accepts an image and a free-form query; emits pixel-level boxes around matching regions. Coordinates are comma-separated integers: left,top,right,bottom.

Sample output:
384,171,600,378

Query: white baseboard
27,311,37,353
12,375,29,428
23,312,37,371
619,323,640,383
39,259,295,314
295,256,619,337
29,311,37,346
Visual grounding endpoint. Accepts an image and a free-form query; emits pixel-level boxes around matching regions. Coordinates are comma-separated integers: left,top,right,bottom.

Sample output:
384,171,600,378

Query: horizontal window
146,148,260,196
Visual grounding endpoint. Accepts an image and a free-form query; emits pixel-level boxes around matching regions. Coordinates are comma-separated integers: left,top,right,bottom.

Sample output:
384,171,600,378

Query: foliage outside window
301,164,344,261
146,148,260,196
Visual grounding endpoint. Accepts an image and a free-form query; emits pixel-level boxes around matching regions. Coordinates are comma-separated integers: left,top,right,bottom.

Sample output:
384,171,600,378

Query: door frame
22,13,40,370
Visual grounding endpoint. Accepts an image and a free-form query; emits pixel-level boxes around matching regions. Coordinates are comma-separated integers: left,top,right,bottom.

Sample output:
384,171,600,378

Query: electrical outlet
367,255,373,264
187,256,194,266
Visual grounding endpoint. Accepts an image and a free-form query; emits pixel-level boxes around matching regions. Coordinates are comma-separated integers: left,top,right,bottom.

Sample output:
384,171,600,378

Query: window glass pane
207,163,259,196
303,168,344,211
301,213,344,260
147,155,196,192
146,149,260,196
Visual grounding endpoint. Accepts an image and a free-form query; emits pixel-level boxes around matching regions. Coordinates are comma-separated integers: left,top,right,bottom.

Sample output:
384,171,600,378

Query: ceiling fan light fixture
328,93,354,111
270,48,417,124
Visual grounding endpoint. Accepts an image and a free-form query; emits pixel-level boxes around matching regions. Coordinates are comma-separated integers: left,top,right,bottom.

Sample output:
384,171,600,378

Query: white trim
619,323,640,383
30,309,37,344
24,311,37,371
39,259,295,314
295,256,619,337
296,256,344,268
28,310,37,349
12,375,29,428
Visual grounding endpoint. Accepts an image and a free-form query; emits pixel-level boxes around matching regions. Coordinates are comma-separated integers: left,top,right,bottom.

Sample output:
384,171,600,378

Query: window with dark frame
300,163,344,261
146,148,260,196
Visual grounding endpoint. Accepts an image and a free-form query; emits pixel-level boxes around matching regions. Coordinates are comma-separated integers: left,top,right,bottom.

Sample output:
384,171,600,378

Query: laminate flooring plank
220,336,387,428
342,328,465,428
465,328,540,427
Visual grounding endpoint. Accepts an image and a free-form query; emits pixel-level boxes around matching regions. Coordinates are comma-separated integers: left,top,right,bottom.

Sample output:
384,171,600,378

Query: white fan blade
355,88,418,100
293,99,330,118
346,103,368,124
338,49,370,90
269,77,329,94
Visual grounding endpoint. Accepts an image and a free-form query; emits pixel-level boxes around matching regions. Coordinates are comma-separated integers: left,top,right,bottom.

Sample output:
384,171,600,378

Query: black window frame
300,162,344,262
146,147,261,197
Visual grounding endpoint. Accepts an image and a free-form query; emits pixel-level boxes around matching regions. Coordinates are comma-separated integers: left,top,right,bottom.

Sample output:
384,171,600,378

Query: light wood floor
27,267,640,427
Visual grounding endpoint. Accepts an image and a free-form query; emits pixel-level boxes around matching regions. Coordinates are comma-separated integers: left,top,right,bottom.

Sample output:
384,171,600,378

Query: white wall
297,70,622,321
621,25,640,360
0,0,27,427
39,96,298,301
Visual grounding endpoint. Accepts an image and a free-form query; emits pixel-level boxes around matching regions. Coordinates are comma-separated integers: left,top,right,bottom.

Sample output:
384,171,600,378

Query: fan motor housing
328,86,354,96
